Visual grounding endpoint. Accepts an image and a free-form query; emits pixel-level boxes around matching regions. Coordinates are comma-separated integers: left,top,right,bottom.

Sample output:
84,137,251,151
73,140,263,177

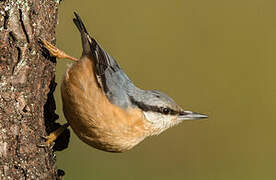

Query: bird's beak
178,111,208,120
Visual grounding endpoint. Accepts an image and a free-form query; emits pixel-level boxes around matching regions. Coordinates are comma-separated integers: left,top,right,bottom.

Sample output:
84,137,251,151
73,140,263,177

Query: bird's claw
37,134,56,149
37,123,70,149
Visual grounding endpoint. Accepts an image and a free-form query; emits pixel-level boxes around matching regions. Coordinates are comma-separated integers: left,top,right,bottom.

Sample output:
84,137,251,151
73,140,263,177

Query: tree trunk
0,0,64,179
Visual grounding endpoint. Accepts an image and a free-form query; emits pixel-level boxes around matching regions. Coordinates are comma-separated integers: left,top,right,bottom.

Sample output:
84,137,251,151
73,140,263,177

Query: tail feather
73,12,88,34
73,12,95,56
73,12,121,87
73,12,120,73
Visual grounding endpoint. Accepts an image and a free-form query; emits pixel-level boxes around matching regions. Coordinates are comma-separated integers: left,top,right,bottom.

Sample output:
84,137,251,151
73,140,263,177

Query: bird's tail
72,12,121,73
73,12,97,56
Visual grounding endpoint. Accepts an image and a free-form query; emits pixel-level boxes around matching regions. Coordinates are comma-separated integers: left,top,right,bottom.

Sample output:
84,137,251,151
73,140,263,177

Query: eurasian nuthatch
42,12,207,152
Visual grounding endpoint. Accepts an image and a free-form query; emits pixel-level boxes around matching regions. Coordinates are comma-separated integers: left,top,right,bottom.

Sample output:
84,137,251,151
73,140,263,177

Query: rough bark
0,0,65,179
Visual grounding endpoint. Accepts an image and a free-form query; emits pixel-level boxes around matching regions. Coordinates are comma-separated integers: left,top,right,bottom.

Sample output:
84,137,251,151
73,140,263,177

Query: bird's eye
161,107,170,115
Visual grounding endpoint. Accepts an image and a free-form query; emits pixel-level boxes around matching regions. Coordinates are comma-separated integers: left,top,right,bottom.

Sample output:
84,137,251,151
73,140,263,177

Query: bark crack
19,8,30,43
3,12,8,30
12,47,22,74
8,31,16,42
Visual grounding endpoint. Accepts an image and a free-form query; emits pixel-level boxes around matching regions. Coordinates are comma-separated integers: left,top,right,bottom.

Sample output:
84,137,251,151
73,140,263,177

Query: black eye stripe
159,107,179,115
129,96,181,115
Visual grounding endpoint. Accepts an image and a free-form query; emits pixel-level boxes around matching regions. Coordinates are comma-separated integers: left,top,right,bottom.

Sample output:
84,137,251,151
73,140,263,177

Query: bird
41,12,208,153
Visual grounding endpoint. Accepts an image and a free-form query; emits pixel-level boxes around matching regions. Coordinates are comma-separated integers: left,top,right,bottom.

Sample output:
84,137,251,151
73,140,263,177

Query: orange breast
61,56,152,152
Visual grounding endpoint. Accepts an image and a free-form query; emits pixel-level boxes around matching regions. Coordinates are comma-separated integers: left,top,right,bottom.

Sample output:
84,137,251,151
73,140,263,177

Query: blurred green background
54,0,276,179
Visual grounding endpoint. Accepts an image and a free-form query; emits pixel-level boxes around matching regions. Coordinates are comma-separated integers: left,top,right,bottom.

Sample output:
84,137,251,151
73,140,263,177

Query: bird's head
130,90,207,135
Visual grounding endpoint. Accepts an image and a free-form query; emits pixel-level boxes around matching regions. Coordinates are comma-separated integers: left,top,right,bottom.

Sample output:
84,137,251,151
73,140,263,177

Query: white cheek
143,112,159,123
143,112,178,135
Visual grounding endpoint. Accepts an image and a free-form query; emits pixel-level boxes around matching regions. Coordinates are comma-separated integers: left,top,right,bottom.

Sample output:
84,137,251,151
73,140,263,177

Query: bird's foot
38,123,70,148
40,38,78,61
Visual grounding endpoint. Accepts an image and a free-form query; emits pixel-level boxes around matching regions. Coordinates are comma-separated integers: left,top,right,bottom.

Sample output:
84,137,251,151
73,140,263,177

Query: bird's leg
41,39,78,61
39,123,70,147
